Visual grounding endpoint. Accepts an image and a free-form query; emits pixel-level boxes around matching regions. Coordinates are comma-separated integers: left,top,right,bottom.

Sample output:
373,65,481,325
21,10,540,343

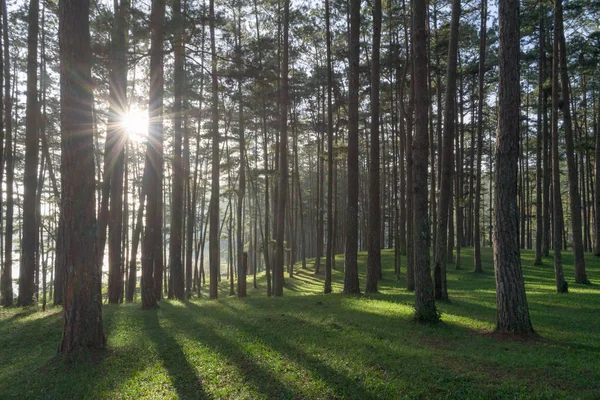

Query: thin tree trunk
366,0,382,294
473,0,486,272
551,16,568,293
555,0,588,284
208,0,220,299
434,0,460,301
170,0,185,300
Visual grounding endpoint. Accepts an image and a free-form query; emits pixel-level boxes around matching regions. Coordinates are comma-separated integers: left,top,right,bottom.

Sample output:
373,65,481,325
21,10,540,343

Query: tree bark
107,0,128,304
412,0,437,322
344,0,360,294
434,0,460,300
551,14,568,293
494,0,534,333
20,0,39,307
534,1,545,265
473,0,486,273
58,0,106,354
366,0,382,294
0,0,13,306
273,0,289,297
555,0,588,284
170,0,185,300
141,0,165,309
208,0,220,299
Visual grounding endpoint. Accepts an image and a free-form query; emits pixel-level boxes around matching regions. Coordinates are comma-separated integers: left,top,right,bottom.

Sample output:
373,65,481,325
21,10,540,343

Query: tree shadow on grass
143,308,212,400
160,302,298,399
182,301,381,400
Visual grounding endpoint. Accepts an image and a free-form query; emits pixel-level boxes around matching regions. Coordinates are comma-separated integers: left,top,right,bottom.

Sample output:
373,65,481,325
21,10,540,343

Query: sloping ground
1,248,599,399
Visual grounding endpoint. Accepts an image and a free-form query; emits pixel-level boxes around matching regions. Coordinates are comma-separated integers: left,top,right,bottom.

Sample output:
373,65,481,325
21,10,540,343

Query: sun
122,106,149,143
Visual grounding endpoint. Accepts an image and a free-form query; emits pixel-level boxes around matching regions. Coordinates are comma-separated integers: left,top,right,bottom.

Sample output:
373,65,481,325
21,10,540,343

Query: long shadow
183,301,386,399
160,302,298,399
143,308,212,400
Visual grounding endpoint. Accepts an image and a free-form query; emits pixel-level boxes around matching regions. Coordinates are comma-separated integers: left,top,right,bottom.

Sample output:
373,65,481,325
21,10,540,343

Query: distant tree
58,0,105,354
493,0,534,333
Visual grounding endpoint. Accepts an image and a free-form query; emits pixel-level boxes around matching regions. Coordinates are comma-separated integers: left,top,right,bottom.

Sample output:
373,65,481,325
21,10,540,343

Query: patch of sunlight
442,313,495,330
342,297,414,317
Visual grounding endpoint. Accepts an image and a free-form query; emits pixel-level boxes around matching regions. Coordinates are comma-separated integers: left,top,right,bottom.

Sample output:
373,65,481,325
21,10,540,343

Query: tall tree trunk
273,0,289,297
20,0,39,307
344,0,360,294
555,0,588,284
494,0,534,333
236,5,246,298
434,0,460,301
58,0,106,354
534,1,545,265
412,0,437,322
0,0,13,306
551,16,568,293
208,0,220,299
170,0,185,300
366,0,382,294
324,0,333,294
108,0,128,304
596,89,600,255
141,0,165,309
473,0,486,273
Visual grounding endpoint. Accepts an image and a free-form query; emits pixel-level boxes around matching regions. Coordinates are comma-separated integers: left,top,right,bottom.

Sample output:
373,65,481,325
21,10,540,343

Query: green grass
1,247,599,399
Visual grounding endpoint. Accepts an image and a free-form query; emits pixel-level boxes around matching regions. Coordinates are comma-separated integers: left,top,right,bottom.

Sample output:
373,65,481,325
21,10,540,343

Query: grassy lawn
1,247,599,399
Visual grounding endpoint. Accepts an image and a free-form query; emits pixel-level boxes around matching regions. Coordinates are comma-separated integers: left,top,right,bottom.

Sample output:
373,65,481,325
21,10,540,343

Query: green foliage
1,248,599,399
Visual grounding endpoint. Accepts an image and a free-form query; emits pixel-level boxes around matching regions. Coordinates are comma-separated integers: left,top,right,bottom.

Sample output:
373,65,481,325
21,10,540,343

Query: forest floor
1,247,599,399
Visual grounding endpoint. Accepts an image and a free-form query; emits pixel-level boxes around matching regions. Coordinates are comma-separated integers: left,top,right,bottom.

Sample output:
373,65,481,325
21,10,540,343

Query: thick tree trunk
20,0,39,307
344,0,360,294
58,0,105,354
366,0,382,294
141,0,165,309
412,0,437,322
494,0,534,333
